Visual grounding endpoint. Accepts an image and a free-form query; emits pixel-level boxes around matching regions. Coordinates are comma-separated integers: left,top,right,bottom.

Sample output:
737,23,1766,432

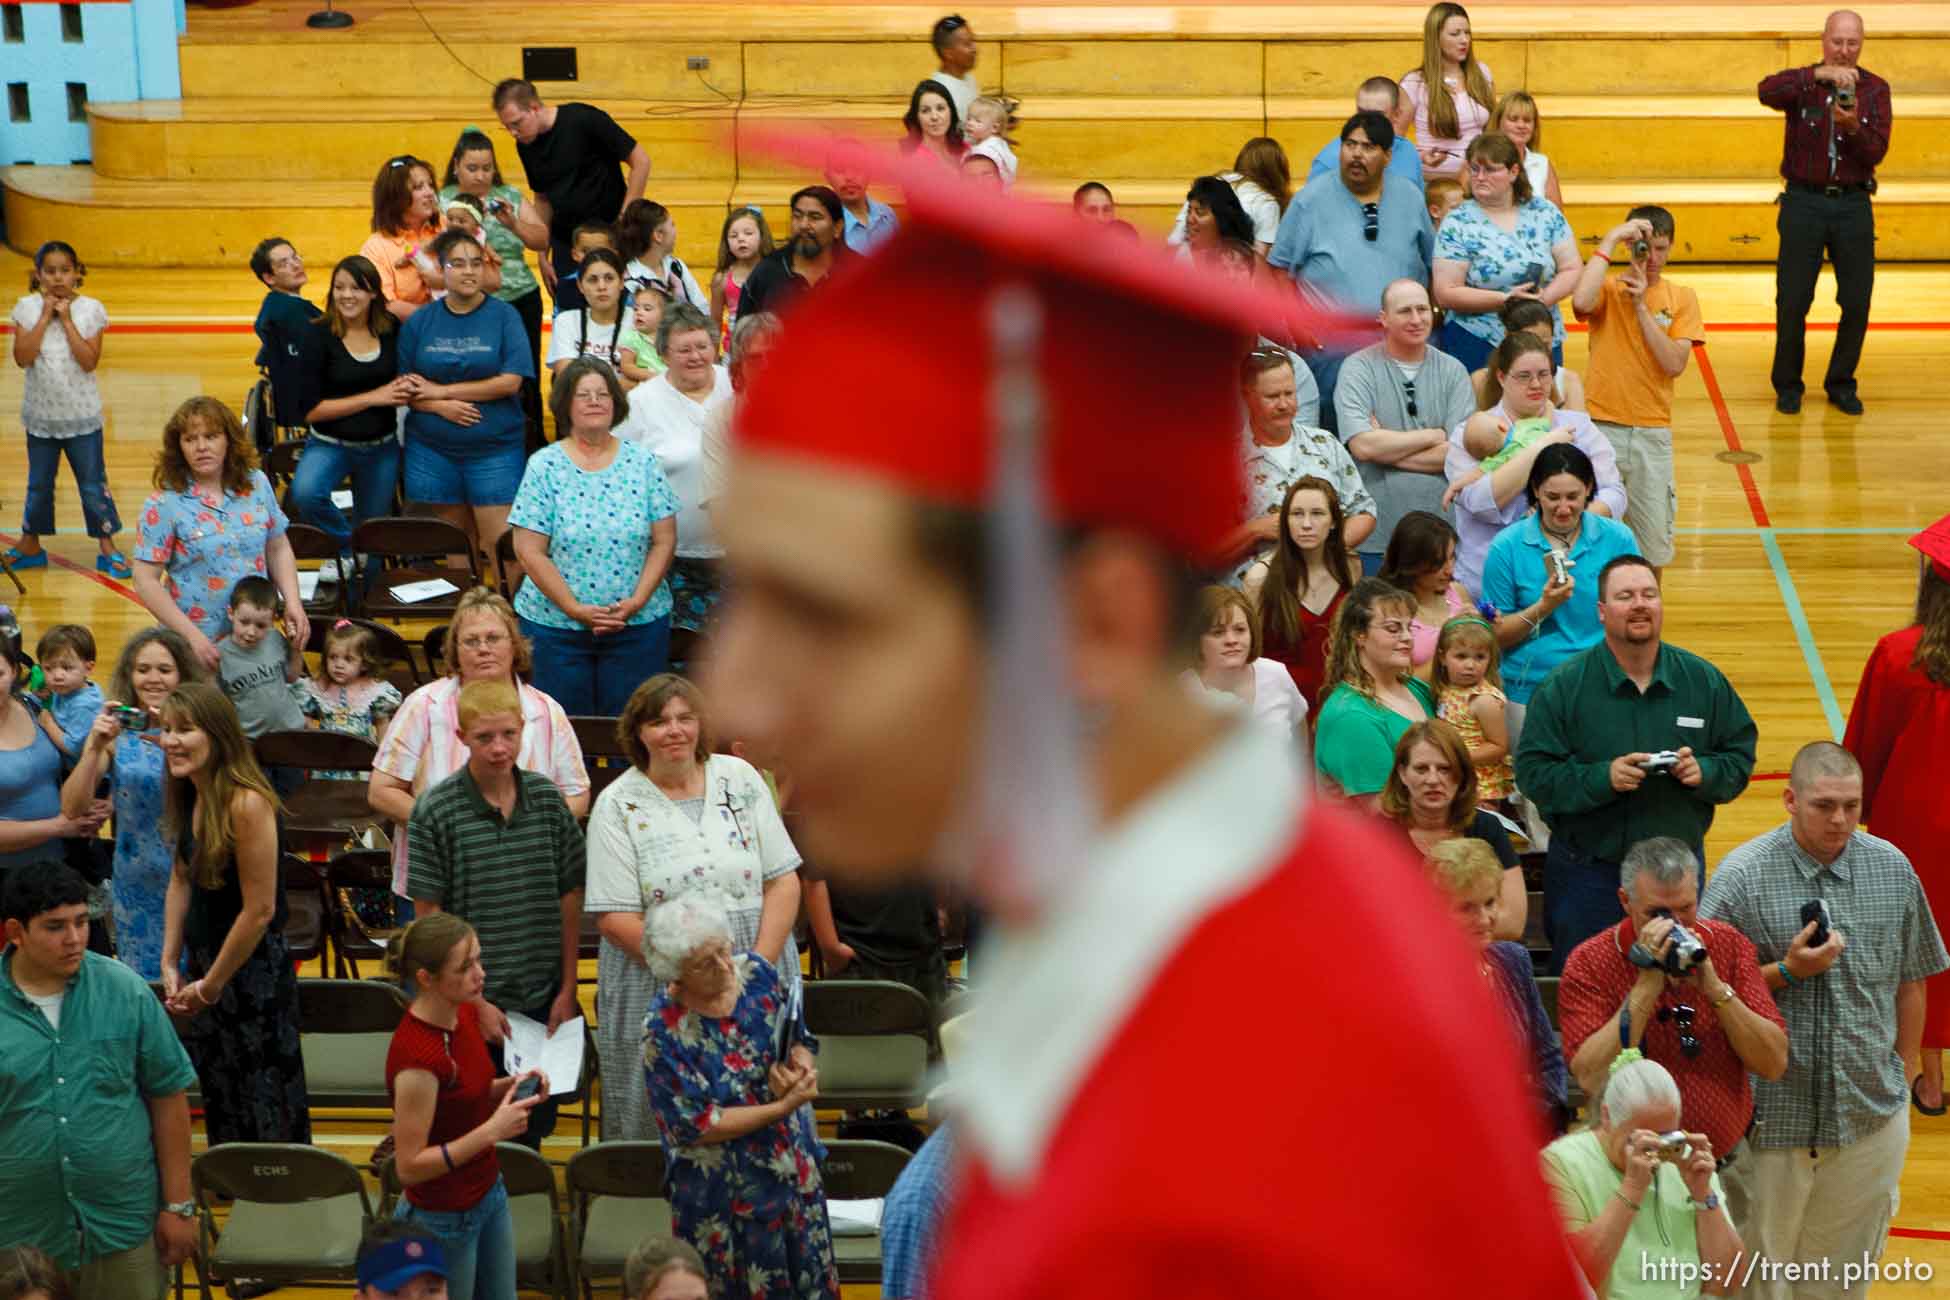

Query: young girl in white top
619,199,708,314
7,241,128,578
547,249,651,388
961,95,1021,186
1490,91,1565,211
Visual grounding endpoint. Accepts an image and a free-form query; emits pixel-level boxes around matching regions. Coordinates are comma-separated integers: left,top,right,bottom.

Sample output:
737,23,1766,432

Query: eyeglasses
1361,202,1380,242
458,630,508,651
1658,1003,1701,1059
1402,377,1418,420
1465,162,1509,178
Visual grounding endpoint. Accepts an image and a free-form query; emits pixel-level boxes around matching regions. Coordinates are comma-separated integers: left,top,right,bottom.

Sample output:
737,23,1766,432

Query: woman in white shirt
618,199,709,314
583,674,804,1140
1180,586,1308,748
620,303,733,642
1166,138,1292,257
1490,91,1565,211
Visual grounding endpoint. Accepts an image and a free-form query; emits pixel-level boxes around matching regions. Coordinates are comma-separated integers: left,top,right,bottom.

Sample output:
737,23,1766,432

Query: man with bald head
1759,10,1889,416
1329,278,1472,569
1704,740,1947,1294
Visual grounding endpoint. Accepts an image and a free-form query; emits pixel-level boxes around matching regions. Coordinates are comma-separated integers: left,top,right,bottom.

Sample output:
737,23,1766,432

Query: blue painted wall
1,1,182,166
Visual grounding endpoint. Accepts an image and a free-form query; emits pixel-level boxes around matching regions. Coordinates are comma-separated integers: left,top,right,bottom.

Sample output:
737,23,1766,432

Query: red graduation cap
733,142,1364,560
1910,513,1950,580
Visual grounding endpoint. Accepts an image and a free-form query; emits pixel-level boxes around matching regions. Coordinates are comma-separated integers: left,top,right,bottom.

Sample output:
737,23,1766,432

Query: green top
0,950,199,1266
407,766,587,1010
1478,415,1555,472
1513,641,1756,862
1313,675,1435,796
624,329,667,375
439,182,539,302
1541,1128,1727,1300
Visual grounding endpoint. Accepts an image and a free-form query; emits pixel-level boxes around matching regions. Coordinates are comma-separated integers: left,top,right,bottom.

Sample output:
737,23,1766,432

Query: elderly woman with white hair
641,893,838,1300
1541,1051,1744,1298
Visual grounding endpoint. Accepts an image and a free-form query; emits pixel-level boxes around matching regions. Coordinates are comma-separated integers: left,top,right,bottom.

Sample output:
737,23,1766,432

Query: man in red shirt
711,149,1587,1298
1757,10,1890,416
1558,835,1788,1229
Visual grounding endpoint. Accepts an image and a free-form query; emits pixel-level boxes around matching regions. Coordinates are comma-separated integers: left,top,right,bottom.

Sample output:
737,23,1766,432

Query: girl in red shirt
384,913,542,1300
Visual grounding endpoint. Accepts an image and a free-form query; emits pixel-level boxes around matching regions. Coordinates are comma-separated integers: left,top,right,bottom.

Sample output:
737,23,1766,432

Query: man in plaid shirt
1702,741,1946,1300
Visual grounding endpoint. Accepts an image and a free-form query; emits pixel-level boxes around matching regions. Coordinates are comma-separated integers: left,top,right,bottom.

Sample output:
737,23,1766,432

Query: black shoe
1827,390,1864,415
1775,391,1802,414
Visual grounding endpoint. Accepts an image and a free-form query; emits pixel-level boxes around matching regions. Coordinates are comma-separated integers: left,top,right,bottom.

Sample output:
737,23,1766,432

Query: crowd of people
1,5,1944,1300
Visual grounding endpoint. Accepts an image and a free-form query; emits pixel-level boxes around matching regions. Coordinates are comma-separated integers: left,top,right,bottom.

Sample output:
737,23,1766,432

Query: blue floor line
1759,529,1846,741
1679,526,1912,536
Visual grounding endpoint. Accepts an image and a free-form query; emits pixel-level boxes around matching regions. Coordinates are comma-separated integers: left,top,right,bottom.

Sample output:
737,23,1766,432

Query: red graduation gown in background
1844,623,1950,1047
931,726,1587,1300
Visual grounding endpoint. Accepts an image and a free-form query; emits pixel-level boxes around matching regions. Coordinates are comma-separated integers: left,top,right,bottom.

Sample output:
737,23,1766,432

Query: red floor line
1694,343,1771,528
0,533,142,604
1889,1226,1950,1242
1749,771,1789,782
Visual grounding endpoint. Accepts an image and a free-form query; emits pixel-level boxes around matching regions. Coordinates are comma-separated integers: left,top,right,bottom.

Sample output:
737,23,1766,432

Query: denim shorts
404,435,526,506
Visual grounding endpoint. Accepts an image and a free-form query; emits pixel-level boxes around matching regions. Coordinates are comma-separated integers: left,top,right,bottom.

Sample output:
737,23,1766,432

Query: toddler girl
7,241,128,577
709,205,775,352
627,284,671,380
962,95,1020,186
298,619,403,778
1433,616,1513,809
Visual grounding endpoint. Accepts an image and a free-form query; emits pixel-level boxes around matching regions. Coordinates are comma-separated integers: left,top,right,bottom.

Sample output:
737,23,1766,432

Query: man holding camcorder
1702,741,1948,1300
1558,836,1789,1233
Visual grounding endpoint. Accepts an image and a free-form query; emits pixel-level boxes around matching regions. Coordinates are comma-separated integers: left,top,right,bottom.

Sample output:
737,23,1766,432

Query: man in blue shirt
881,1123,956,1300
0,862,199,1299
1307,77,1425,192
1270,110,1435,430
829,143,900,255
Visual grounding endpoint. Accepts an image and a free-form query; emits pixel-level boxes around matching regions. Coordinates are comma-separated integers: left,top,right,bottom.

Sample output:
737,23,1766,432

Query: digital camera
1639,750,1682,773
1656,1131,1692,1162
111,703,149,732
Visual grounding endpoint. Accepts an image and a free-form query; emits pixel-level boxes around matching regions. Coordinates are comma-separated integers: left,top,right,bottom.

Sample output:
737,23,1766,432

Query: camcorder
1628,907,1710,975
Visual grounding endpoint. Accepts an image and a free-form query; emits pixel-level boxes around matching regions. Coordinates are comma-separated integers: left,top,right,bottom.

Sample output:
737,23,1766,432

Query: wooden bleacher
8,2,1950,267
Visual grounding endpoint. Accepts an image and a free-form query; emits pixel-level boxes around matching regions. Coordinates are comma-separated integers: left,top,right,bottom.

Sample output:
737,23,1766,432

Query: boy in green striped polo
406,679,585,1147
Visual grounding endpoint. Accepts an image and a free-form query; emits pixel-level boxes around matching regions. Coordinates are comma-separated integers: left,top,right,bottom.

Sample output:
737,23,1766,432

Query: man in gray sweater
1332,279,1475,571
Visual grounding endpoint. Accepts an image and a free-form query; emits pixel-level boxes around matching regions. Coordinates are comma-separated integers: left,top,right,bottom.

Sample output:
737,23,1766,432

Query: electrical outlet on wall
687,56,711,70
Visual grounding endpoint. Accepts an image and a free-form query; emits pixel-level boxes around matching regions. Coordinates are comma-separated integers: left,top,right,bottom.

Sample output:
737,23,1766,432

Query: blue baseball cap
356,1234,449,1291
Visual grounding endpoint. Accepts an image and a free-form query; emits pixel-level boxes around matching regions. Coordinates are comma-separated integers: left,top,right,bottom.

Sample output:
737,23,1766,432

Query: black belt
1787,180,1874,198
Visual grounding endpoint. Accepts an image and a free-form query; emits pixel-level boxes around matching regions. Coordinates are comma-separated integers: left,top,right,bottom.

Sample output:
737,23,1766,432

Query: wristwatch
162,1200,196,1221
1688,1192,1721,1212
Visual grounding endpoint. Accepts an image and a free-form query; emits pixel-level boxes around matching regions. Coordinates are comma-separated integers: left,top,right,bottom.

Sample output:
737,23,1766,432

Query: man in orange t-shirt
1570,206,1704,574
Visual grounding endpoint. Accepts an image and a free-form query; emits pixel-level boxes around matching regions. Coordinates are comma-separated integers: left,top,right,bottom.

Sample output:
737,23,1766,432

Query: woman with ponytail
384,911,546,1300
1541,1051,1743,1297
1843,514,1950,1114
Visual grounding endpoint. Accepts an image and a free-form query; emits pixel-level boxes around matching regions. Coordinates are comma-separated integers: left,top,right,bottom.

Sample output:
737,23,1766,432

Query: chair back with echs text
821,1138,913,1285
351,516,480,622
189,1144,373,1300
566,1141,673,1300
296,978,407,1109
804,979,935,1112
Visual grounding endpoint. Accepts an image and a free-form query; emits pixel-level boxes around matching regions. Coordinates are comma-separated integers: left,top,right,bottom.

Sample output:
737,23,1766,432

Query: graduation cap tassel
973,283,1099,913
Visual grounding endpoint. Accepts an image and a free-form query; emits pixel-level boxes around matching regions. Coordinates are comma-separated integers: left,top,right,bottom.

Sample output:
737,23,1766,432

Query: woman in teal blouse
1313,578,1435,800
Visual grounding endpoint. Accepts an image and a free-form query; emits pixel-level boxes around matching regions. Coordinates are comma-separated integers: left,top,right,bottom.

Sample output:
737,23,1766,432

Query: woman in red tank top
1242,475,1356,713
384,913,545,1300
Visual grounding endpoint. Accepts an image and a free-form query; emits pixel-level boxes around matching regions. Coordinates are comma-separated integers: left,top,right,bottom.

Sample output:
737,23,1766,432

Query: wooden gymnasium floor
2,256,1949,1294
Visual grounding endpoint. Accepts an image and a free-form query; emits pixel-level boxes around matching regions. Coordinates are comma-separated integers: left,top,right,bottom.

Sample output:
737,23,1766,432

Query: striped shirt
406,766,587,1011
1702,824,1947,1149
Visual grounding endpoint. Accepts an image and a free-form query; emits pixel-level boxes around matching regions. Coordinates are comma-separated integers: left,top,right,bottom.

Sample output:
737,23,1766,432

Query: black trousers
1771,187,1876,399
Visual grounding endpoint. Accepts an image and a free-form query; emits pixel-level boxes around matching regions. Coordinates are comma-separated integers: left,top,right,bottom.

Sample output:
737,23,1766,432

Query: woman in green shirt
442,128,550,450
1542,1051,1743,1298
1313,578,1434,800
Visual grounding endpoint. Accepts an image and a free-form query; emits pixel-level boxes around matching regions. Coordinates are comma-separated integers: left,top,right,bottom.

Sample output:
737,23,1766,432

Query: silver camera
1546,550,1573,586
1656,1131,1692,1162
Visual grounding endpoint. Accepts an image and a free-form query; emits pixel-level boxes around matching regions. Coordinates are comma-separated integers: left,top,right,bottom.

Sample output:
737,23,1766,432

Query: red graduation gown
1844,624,1950,1047
931,789,1586,1299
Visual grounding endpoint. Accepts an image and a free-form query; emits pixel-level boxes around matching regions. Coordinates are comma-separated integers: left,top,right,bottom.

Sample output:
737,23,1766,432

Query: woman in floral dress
642,893,836,1300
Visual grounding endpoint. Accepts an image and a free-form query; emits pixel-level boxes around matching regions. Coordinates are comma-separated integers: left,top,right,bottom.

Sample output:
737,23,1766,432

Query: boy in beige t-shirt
1569,205,1704,571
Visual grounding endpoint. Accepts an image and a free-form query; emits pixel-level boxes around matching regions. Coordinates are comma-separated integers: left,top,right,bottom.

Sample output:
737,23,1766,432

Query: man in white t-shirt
929,14,983,118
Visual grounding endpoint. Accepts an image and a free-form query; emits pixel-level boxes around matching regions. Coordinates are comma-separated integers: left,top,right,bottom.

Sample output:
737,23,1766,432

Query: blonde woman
1490,90,1564,210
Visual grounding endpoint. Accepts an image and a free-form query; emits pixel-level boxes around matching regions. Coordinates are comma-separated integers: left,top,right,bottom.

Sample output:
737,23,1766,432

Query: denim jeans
22,430,121,538
287,434,401,550
394,1174,515,1300
519,614,671,716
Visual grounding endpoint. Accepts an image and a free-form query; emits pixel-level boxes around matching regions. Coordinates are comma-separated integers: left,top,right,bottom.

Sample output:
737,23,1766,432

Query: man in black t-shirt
737,185,848,322
493,79,651,298
805,868,948,1004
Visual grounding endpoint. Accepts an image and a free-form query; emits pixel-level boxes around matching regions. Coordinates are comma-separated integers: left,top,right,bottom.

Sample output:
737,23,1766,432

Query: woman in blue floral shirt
1431,131,1581,374
132,396,309,671
643,893,838,1300
509,356,679,715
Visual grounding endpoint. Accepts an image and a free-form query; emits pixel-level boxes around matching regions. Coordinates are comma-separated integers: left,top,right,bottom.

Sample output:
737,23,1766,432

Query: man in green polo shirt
407,678,585,1147
1515,554,1757,974
0,862,199,1299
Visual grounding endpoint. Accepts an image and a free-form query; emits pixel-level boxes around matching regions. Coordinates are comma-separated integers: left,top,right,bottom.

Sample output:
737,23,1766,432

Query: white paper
388,577,460,604
827,1198,884,1236
502,1013,584,1097
330,490,355,509
297,570,321,600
